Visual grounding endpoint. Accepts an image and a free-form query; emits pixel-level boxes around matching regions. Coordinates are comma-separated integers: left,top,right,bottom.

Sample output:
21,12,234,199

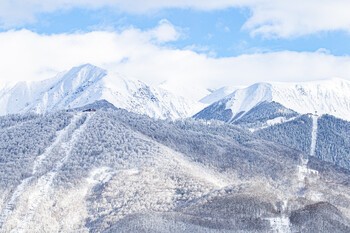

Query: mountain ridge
194,78,350,123
0,64,205,119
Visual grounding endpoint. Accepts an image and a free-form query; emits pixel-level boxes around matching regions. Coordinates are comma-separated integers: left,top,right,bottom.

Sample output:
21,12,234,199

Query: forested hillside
255,114,350,171
1,105,350,232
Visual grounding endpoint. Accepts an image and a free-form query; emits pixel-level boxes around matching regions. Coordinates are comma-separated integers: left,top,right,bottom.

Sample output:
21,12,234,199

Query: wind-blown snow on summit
0,64,204,119
195,78,350,122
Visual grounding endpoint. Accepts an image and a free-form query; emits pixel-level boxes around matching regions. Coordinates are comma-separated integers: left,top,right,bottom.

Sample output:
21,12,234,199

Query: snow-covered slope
0,64,204,119
195,78,350,122
200,86,241,105
2,108,350,232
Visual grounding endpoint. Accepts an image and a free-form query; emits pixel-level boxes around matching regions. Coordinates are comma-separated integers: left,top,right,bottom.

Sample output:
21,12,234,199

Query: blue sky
11,7,350,57
1,1,350,91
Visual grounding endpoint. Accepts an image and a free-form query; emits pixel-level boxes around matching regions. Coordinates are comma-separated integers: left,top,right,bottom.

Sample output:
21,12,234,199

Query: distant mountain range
1,64,350,232
2,64,350,124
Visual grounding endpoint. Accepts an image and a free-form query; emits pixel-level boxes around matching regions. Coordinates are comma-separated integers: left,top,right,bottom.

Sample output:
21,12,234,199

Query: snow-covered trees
0,112,72,188
255,114,312,154
255,114,350,171
316,115,350,169
1,107,350,232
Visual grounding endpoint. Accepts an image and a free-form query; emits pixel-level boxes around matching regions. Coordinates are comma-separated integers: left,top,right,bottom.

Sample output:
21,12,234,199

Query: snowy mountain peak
0,65,203,119
223,82,273,119
195,78,350,122
65,63,106,79
56,64,107,90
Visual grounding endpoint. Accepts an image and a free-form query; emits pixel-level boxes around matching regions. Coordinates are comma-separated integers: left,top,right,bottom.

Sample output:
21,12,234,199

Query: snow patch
249,116,298,132
86,167,114,185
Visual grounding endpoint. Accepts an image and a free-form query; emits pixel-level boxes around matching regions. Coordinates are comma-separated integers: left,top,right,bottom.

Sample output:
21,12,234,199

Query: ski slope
310,114,319,156
0,113,92,232
15,113,92,233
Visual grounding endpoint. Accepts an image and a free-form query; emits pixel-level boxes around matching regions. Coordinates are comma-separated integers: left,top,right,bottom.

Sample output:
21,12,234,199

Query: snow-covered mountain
0,64,205,119
195,78,350,122
1,107,350,232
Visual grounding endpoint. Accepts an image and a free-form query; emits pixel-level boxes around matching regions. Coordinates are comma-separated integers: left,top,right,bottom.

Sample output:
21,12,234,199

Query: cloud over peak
1,25,350,94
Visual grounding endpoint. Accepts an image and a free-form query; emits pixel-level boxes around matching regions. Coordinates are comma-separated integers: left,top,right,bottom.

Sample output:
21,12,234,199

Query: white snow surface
249,116,298,132
221,78,350,121
310,114,319,156
0,64,203,119
200,86,241,105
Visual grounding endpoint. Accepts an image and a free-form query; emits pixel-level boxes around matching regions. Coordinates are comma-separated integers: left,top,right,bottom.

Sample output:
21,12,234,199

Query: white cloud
241,0,350,38
1,25,350,99
0,21,180,83
1,1,350,37
148,19,181,43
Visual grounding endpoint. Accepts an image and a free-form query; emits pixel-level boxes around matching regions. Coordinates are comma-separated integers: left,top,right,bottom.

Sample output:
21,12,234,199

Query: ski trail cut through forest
0,178,33,231
310,114,318,156
32,114,83,174
14,113,92,233
296,114,320,198
0,113,92,232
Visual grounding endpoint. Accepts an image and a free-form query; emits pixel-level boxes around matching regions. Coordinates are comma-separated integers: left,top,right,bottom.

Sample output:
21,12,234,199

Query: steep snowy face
200,86,240,105
101,77,205,119
265,78,350,120
0,64,202,119
225,82,273,118
197,78,350,122
0,65,106,115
